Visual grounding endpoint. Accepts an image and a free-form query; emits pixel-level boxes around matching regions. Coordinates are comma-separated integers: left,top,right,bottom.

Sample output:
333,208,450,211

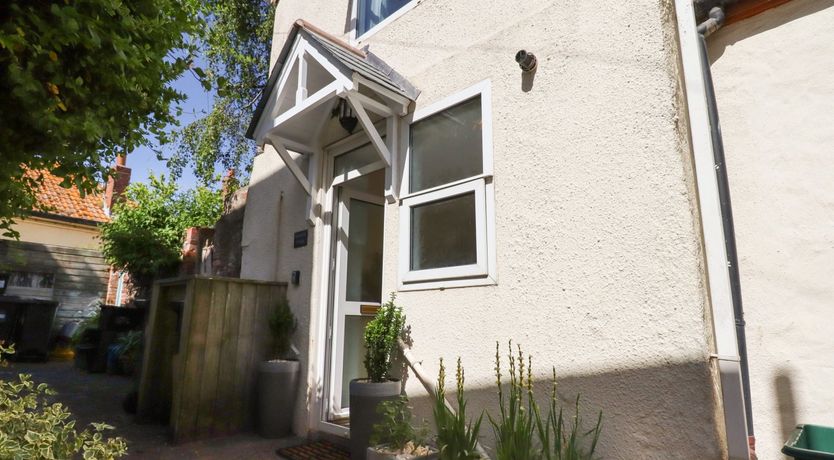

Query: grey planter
349,379,402,460
257,359,300,438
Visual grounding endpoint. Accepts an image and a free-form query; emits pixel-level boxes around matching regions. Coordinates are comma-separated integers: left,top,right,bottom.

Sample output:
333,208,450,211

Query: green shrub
0,343,128,459
268,296,297,360
363,294,405,383
370,396,428,452
489,342,537,460
433,357,483,460
490,341,603,460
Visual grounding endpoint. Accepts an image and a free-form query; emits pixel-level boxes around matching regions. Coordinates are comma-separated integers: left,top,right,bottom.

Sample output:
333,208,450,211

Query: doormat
276,440,350,459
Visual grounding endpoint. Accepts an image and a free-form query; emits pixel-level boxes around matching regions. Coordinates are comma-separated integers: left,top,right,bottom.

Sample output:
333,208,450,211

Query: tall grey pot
258,359,300,438
349,379,401,460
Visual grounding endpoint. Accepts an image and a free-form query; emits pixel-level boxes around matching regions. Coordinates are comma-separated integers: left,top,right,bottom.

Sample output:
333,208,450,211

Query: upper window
355,0,414,39
399,81,496,290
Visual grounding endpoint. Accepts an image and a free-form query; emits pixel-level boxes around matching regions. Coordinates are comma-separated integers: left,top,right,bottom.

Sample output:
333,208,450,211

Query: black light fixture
333,98,358,134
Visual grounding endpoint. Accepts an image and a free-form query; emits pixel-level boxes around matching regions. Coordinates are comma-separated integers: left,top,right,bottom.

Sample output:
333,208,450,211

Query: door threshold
318,418,350,438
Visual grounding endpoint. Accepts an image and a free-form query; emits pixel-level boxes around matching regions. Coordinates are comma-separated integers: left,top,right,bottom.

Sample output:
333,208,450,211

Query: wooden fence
136,275,288,443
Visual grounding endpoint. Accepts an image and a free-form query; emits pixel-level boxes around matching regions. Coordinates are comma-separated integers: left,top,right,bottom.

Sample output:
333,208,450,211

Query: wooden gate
137,276,288,443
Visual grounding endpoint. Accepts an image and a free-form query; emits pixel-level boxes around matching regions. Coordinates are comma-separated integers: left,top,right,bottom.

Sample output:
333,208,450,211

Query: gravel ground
0,360,302,459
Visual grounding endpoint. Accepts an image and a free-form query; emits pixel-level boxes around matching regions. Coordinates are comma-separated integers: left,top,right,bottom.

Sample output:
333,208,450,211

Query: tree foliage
0,0,201,237
170,0,275,185
98,175,223,280
0,344,128,459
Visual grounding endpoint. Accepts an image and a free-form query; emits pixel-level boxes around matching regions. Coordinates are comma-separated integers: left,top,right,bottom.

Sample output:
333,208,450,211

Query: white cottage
241,1,834,458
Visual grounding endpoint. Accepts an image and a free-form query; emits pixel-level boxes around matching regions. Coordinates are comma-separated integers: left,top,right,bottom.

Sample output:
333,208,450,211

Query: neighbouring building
0,159,133,327
240,0,833,458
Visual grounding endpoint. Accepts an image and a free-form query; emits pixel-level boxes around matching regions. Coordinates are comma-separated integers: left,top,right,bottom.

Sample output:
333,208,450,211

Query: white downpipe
673,1,750,458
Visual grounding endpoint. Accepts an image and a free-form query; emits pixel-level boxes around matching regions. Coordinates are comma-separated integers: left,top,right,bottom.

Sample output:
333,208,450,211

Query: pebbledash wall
241,0,729,457
708,1,834,458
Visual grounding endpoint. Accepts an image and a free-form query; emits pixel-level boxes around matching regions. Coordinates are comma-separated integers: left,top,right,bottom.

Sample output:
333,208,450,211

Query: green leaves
269,296,297,360
363,294,406,383
98,174,223,279
169,0,275,185
0,345,127,459
0,0,200,235
434,357,483,460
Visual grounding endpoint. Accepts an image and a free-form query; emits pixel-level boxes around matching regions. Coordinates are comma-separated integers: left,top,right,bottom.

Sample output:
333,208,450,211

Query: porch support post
296,52,308,105
384,115,399,203
306,150,322,226
266,135,312,196
346,93,391,166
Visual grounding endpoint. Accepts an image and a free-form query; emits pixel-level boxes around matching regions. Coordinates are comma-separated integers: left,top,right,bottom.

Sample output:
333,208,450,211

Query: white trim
673,0,749,458
397,80,496,289
270,81,344,132
399,179,489,284
350,0,421,44
346,92,391,166
353,75,411,114
267,136,312,196
347,90,393,117
402,80,493,196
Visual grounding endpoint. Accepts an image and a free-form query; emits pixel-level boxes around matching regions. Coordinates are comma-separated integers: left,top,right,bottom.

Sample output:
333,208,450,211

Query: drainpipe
673,1,751,458
696,6,756,449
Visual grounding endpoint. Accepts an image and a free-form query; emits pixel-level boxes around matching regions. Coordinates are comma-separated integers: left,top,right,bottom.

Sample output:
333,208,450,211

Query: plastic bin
783,424,834,460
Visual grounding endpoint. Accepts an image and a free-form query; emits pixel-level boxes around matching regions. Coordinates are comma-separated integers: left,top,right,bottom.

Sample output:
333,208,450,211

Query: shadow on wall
774,370,797,445
707,0,834,63
393,353,725,459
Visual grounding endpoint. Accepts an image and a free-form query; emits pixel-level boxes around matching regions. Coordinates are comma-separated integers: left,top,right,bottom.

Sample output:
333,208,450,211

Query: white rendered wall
708,1,834,458
242,0,727,456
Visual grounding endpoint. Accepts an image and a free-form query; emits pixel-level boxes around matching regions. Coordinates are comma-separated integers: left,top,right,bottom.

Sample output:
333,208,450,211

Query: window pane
334,142,379,179
358,0,411,35
341,315,371,408
346,199,384,302
411,192,477,270
410,96,483,193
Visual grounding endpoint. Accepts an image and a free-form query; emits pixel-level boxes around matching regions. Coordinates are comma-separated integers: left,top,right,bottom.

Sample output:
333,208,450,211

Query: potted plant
368,396,437,460
257,295,298,438
350,293,406,459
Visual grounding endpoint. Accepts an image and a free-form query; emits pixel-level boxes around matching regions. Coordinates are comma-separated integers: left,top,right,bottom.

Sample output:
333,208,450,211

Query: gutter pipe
696,6,755,440
674,0,751,457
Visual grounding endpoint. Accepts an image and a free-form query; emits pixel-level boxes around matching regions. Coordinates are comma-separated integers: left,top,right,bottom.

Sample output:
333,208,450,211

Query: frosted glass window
334,142,379,179
410,192,477,270
357,0,411,36
409,96,482,193
345,199,384,303
341,315,371,408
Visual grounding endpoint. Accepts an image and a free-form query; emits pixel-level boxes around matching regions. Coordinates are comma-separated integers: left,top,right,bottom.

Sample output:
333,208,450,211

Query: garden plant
0,343,127,459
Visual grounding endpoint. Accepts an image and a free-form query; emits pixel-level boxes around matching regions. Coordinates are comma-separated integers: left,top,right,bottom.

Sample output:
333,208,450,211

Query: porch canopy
246,20,419,214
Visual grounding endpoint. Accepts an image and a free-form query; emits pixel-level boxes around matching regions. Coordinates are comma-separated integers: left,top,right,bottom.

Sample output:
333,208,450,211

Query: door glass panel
411,192,477,270
341,315,371,408
346,199,384,302
334,142,379,179
409,96,483,193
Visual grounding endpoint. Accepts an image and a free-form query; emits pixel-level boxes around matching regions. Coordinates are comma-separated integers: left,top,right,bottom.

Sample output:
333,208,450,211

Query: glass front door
328,186,384,419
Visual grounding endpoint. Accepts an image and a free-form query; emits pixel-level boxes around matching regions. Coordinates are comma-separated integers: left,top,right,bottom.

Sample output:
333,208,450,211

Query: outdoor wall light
515,50,537,72
333,98,358,134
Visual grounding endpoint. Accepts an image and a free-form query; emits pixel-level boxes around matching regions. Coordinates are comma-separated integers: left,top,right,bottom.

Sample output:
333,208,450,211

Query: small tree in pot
257,295,298,438
350,293,406,459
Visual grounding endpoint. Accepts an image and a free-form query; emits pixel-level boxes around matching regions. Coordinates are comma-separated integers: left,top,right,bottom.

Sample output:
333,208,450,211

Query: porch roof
245,19,419,141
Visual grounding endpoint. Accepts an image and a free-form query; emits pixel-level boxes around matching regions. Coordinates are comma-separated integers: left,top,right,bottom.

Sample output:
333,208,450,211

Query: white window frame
350,0,421,43
398,80,496,290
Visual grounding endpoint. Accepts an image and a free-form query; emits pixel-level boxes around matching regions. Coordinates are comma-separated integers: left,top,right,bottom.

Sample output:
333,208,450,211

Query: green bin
783,424,834,460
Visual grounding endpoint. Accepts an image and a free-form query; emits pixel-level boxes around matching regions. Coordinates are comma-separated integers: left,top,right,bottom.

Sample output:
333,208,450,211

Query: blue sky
126,69,214,190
